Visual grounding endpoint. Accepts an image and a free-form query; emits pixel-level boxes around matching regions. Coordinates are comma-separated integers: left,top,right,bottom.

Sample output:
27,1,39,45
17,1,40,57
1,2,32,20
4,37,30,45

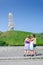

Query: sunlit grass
0,30,43,46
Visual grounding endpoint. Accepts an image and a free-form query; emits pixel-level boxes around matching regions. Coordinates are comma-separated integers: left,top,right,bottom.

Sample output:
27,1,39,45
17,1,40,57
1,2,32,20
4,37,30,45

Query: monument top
8,12,12,16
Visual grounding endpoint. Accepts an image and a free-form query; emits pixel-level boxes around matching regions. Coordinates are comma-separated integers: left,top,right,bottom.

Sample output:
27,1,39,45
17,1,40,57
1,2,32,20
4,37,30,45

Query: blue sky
0,0,43,33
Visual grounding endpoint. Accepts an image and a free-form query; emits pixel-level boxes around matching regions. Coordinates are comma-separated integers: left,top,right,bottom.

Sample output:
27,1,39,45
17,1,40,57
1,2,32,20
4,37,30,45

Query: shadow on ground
36,53,43,56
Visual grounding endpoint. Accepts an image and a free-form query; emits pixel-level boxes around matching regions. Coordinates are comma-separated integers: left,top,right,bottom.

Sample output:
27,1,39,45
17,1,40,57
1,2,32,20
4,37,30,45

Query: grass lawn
0,30,43,46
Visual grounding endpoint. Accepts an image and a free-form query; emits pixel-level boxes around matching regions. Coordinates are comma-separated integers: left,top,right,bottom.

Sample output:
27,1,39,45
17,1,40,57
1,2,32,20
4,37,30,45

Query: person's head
32,34,36,38
27,35,31,39
31,34,36,38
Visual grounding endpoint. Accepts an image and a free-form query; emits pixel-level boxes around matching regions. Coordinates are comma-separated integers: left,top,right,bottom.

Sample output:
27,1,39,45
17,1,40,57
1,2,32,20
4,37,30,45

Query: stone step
0,56,43,60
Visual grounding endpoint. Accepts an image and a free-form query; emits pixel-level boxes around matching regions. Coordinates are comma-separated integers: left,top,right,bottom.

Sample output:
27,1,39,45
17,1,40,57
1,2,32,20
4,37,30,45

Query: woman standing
24,35,31,56
31,34,36,56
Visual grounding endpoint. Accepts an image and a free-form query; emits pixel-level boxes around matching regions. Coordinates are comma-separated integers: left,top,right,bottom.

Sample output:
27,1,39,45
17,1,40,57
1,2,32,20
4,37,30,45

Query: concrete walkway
0,46,43,59
0,59,43,65
0,46,43,65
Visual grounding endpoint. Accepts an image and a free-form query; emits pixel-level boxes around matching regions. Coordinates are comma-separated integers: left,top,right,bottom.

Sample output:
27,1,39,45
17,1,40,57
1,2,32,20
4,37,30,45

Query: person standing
31,34,36,56
24,35,31,56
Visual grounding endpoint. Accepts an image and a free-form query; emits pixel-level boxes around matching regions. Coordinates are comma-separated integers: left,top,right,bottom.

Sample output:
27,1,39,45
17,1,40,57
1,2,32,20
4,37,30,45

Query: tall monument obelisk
8,12,14,30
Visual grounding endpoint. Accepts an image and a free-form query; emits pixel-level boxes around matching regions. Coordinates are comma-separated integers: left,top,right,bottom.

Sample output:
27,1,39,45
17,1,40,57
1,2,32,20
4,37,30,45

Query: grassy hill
0,30,43,46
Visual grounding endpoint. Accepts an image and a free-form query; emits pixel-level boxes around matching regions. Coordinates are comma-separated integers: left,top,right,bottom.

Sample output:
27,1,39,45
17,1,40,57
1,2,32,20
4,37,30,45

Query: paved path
0,59,43,65
0,46,43,65
0,46,43,58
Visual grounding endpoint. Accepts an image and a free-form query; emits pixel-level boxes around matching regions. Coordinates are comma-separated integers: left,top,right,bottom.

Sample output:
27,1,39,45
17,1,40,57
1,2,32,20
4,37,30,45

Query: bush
0,41,7,46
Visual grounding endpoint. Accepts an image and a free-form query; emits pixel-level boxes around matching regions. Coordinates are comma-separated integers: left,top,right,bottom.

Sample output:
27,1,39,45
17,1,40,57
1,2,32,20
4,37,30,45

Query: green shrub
0,41,6,46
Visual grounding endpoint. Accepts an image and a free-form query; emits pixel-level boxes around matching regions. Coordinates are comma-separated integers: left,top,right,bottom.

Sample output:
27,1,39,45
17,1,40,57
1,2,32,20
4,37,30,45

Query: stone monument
8,12,14,30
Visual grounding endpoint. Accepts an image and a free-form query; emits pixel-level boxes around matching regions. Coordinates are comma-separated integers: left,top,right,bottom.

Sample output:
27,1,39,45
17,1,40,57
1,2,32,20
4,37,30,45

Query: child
24,35,31,56
31,34,36,56
29,39,34,56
